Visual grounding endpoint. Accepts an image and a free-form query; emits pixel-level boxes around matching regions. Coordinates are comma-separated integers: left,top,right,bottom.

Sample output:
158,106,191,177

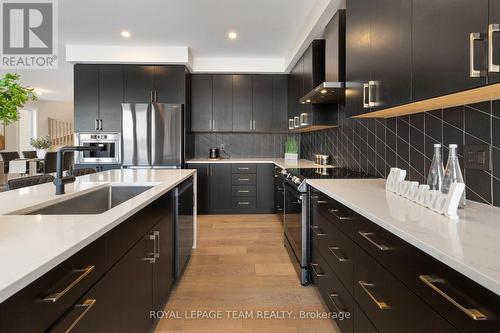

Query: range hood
299,10,345,105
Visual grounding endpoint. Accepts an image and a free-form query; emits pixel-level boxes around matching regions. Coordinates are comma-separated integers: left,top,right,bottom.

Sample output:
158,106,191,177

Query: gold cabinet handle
48,299,96,333
311,225,327,236
43,265,95,302
329,208,356,221
419,275,487,321
358,281,390,310
328,292,346,313
358,231,390,251
310,263,325,277
328,246,349,262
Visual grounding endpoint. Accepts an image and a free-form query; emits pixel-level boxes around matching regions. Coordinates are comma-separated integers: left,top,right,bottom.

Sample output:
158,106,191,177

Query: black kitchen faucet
53,146,103,195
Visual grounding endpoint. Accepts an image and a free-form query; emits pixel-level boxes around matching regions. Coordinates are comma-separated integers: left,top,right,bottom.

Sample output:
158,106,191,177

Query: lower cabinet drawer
311,245,354,333
231,174,257,186
231,186,256,197
354,245,458,333
232,197,256,209
311,210,354,294
231,163,257,174
2,237,106,333
409,247,500,333
353,302,378,333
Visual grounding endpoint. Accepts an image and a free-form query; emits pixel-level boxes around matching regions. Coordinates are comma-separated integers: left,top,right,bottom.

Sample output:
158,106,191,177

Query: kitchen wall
194,132,300,159
301,100,500,207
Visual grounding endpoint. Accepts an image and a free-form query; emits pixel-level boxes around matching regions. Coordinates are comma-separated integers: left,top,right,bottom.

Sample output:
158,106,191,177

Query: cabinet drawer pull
419,275,487,321
153,231,160,258
328,246,349,262
311,225,327,236
358,281,390,310
144,234,157,264
358,231,390,251
238,167,250,170
316,200,329,204
238,178,250,181
329,208,356,220
48,299,96,333
238,190,250,193
489,24,500,73
310,263,325,277
470,32,486,77
238,202,250,205
43,265,95,303
328,293,346,313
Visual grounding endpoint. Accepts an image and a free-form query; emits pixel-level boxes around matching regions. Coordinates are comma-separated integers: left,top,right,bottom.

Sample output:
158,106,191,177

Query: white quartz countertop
307,178,500,296
0,169,196,302
187,158,334,169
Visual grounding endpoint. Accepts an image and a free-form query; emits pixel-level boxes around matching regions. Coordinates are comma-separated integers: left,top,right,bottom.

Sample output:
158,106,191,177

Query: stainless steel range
279,167,373,285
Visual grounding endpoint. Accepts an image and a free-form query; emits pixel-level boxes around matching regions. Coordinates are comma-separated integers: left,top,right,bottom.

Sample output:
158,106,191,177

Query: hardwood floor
155,214,339,333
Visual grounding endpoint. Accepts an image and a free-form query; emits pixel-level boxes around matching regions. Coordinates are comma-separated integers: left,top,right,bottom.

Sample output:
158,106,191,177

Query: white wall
0,100,73,153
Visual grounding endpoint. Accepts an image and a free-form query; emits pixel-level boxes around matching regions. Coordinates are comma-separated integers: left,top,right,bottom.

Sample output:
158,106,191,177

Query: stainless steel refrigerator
121,103,187,168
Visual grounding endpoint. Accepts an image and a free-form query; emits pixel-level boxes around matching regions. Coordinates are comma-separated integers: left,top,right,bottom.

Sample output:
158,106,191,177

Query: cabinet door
212,75,233,131
189,163,210,213
288,59,303,119
154,66,186,104
74,64,99,132
272,75,288,132
256,164,274,211
124,65,154,103
69,234,153,333
152,199,174,312
209,164,232,210
252,75,274,132
345,0,372,118
191,75,213,132
370,0,412,110
412,0,488,101
490,0,500,84
99,65,123,132
232,75,252,132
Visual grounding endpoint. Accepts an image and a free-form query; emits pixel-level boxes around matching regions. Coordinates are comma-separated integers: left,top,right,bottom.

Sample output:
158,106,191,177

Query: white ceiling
0,0,342,102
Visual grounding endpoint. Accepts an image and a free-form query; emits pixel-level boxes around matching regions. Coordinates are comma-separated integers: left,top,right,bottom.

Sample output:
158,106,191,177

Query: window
18,109,38,152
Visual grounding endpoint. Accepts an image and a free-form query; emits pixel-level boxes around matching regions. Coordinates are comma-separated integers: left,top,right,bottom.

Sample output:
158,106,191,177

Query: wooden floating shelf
354,83,500,119
292,125,337,133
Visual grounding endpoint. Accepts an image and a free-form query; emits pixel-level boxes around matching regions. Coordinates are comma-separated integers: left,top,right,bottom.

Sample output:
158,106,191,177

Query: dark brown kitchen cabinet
490,0,500,84
212,75,233,132
272,75,289,132
256,164,274,210
345,0,372,118
232,75,253,131
191,75,213,132
98,65,123,132
124,65,155,103
412,0,488,101
370,0,412,111
189,163,210,213
154,66,186,104
74,65,99,132
288,57,303,120
252,75,274,132
209,163,232,210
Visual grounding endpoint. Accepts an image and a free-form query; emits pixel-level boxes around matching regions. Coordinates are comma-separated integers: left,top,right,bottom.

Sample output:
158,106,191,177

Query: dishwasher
174,178,194,279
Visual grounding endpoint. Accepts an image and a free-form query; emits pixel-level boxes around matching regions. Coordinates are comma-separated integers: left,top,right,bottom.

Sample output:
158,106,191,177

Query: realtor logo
1,0,58,69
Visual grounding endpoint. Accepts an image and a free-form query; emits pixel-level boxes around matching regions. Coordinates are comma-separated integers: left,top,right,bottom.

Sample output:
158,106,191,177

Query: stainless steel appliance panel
151,104,183,167
75,133,121,164
121,103,151,167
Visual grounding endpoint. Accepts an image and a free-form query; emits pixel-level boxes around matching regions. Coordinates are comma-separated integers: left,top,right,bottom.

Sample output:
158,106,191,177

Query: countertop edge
306,179,500,297
0,170,196,303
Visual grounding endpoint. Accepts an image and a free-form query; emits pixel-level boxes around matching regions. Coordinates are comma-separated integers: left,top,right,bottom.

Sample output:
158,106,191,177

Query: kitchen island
0,169,196,333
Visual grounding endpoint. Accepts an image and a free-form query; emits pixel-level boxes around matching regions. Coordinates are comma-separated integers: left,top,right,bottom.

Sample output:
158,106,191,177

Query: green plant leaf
0,73,37,125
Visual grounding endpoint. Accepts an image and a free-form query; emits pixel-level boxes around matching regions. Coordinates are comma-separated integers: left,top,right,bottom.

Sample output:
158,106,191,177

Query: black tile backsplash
194,132,300,159
301,100,500,208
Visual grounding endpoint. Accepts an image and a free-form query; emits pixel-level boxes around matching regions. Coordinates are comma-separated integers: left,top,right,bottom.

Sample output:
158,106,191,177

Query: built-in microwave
75,133,121,164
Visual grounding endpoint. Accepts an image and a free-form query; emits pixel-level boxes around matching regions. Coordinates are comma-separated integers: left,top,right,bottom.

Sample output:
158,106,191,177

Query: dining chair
22,151,38,159
0,152,20,174
43,152,74,174
72,167,97,177
7,175,55,190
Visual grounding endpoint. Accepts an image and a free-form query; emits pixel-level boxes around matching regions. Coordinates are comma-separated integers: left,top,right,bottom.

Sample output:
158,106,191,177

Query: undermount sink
21,185,153,215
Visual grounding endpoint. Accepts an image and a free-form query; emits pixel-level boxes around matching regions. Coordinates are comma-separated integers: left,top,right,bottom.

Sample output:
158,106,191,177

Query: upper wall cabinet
191,74,288,133
74,64,123,132
345,0,412,117
412,0,488,101
490,0,500,84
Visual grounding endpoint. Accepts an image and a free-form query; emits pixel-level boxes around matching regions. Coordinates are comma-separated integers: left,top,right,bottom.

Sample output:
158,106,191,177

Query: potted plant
284,138,299,161
0,73,37,125
30,136,52,159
